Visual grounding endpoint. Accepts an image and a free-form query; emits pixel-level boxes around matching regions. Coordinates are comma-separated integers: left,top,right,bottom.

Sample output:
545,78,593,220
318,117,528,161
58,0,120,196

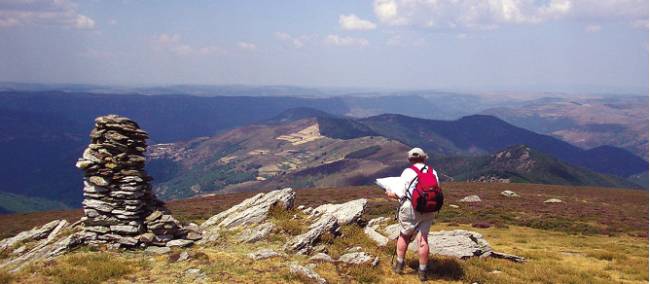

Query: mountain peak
492,145,536,172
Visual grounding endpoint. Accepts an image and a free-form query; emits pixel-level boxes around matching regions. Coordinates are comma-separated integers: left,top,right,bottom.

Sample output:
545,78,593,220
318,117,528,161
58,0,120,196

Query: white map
375,177,403,195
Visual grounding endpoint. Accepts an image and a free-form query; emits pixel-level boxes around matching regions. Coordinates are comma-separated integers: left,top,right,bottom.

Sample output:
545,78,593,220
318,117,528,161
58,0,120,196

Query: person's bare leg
392,233,411,274
417,232,429,265
396,233,410,260
417,232,429,280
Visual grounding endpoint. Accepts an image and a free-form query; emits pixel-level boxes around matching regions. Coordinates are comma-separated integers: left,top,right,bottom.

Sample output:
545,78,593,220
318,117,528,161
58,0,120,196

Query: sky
0,0,648,94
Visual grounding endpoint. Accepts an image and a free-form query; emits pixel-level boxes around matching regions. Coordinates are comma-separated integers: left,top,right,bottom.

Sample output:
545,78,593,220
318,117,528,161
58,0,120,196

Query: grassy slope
2,183,648,283
9,224,646,284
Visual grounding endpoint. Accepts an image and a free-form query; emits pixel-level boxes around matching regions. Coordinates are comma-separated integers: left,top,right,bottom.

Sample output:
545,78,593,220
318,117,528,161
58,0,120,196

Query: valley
0,90,646,213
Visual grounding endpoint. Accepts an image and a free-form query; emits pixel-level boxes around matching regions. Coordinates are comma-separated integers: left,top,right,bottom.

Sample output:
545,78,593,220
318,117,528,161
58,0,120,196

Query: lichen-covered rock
500,190,520,198
367,217,389,230
284,215,338,254
166,239,194,248
289,263,327,284
238,222,274,243
338,252,378,266
364,226,389,246
0,220,66,252
309,253,334,262
459,195,481,203
201,188,295,230
0,230,87,272
248,249,284,260
310,199,367,225
408,230,525,262
144,246,171,254
382,223,400,240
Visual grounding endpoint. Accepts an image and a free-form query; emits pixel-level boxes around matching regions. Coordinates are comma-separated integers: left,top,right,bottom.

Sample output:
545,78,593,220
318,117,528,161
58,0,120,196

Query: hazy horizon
0,0,648,95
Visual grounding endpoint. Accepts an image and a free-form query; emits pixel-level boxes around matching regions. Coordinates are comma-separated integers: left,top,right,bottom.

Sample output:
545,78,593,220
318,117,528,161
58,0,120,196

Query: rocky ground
0,184,647,283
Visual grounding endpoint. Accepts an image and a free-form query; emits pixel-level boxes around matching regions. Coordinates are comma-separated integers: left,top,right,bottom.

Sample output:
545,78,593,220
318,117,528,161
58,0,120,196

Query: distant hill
359,114,647,177
0,91,350,207
437,145,639,188
146,116,640,200
147,118,409,199
481,96,648,160
0,91,349,143
0,91,645,211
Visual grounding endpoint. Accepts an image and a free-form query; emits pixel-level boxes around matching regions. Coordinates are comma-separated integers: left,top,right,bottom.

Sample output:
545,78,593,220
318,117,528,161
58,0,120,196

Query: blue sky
0,0,647,94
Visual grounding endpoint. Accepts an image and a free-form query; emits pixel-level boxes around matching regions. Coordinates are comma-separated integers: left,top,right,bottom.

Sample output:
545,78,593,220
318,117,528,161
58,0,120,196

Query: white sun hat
408,147,427,159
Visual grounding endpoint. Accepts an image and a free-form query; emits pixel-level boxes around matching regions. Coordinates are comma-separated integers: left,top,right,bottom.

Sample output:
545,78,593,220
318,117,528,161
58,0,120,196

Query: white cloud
585,24,601,32
339,14,376,30
154,33,181,45
0,0,96,29
75,14,95,29
152,33,223,56
324,34,369,47
374,0,402,25
238,41,256,51
372,0,647,30
275,32,311,48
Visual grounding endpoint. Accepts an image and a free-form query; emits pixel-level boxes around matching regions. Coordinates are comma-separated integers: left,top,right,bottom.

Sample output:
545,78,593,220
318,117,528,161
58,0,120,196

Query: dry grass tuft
0,270,13,284
324,225,377,258
41,252,140,284
338,264,380,283
268,205,306,235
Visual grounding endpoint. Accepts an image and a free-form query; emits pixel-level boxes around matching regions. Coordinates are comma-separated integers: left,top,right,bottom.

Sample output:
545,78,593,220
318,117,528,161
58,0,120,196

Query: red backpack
407,165,444,213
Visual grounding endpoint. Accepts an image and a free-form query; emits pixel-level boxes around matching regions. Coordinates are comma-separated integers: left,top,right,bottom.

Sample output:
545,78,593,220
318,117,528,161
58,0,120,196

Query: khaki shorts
398,201,435,238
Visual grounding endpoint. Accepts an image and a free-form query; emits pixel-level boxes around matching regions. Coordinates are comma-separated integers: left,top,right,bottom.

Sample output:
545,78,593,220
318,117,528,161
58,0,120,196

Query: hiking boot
418,268,427,282
392,260,404,274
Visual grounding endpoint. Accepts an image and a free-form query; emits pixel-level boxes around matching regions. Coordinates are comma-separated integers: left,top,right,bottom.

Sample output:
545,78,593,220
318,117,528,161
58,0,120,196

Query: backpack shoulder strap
409,165,423,174
405,165,426,200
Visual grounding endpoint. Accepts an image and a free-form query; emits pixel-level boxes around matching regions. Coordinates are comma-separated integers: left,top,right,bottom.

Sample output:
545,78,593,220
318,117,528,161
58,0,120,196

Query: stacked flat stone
76,115,165,247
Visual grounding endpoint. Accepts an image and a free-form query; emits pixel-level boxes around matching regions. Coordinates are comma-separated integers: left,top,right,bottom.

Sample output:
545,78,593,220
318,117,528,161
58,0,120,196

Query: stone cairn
76,115,199,248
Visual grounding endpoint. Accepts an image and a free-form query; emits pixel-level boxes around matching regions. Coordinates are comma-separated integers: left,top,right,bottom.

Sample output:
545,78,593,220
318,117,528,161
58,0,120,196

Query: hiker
385,147,443,282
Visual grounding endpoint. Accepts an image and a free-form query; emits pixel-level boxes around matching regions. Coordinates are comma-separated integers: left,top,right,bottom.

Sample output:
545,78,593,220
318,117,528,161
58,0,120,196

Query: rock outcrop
0,220,82,271
285,215,338,254
459,195,482,203
338,252,379,266
363,226,389,246
407,230,525,262
309,199,367,225
248,248,285,260
282,198,368,254
200,188,295,243
289,263,327,284
500,190,520,198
